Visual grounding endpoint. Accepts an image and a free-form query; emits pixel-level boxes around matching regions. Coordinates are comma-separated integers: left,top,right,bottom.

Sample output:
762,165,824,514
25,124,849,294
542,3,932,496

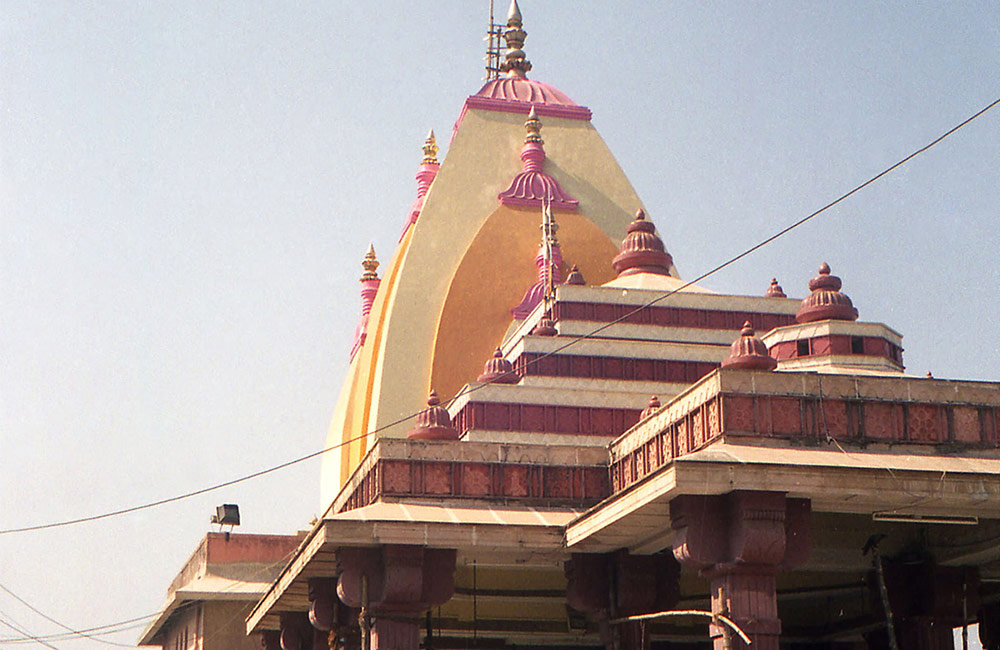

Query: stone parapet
610,368,1000,494
329,438,611,515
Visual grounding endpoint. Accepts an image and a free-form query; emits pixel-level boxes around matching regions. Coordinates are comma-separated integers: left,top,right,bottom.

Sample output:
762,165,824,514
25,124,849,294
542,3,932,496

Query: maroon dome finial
796,262,859,323
477,347,519,384
640,395,661,420
766,278,786,298
564,264,586,285
611,209,674,278
721,321,778,371
406,390,459,441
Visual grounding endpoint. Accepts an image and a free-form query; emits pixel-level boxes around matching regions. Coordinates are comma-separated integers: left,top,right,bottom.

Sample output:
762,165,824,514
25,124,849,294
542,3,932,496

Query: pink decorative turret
611,209,674,277
477,348,519,384
498,106,578,210
564,264,586,286
532,317,558,337
406,391,459,441
640,396,661,420
766,278,786,298
796,263,859,323
722,322,778,371
399,130,441,241
511,208,563,319
349,245,381,361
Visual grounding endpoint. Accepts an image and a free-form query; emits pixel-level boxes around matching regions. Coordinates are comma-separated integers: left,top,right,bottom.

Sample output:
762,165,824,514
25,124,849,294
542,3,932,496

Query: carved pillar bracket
565,550,680,650
670,490,811,650
310,577,359,650
337,545,457,650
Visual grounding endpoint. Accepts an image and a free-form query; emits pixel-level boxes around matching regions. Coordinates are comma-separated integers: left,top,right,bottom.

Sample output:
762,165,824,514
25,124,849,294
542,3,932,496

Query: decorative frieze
340,457,610,512
553,300,797,331
452,400,641,437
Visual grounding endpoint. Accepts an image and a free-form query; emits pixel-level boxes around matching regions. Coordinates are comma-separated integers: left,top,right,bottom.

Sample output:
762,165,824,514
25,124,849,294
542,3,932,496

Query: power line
0,583,136,648
1,93,997,538
0,608,61,650
0,548,298,646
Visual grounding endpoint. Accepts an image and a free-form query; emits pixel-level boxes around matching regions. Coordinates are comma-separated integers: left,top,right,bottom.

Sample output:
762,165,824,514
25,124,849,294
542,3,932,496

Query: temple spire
500,0,531,78
400,129,442,240
351,245,382,361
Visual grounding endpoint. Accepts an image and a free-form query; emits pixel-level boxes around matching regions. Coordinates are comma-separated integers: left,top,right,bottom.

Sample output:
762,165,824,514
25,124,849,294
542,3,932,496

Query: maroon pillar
670,491,811,650
565,550,680,650
336,545,456,650
280,613,314,650
865,563,978,650
261,630,282,650
310,577,360,650
980,602,1000,650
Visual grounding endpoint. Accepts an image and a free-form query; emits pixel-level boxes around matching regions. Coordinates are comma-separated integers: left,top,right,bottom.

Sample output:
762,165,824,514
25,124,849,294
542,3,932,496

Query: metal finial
421,129,439,165
524,106,543,144
361,244,379,281
500,0,531,77
540,199,559,247
507,0,522,24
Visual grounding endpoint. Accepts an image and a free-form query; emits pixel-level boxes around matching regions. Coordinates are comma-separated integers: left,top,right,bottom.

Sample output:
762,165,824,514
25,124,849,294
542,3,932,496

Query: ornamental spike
361,244,379,281
421,129,439,165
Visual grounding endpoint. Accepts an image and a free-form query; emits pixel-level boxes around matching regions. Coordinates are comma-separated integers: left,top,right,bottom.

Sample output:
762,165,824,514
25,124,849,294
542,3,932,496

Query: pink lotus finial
497,109,578,210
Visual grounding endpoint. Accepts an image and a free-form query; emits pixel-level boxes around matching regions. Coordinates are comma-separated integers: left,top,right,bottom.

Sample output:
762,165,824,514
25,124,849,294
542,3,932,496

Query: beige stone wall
160,603,201,650
201,600,261,650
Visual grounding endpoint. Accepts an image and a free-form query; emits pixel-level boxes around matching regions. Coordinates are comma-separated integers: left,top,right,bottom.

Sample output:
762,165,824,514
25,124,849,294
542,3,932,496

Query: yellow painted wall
430,205,618,405
320,101,660,507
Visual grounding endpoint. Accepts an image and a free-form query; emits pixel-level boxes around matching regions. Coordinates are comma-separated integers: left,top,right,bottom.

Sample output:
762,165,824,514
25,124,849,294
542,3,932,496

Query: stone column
336,545,456,650
565,550,681,650
670,491,811,650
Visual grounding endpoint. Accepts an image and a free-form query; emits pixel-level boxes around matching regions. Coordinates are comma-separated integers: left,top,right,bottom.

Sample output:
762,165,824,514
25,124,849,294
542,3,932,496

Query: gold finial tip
524,105,543,143
421,129,439,164
361,244,380,280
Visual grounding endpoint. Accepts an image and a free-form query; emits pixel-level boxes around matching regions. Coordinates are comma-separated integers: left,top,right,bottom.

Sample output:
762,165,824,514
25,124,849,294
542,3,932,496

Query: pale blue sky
1,2,998,648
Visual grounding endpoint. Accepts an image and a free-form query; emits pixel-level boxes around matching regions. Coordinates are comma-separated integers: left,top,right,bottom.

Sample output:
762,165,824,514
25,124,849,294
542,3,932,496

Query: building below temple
142,2,1000,650
139,533,299,650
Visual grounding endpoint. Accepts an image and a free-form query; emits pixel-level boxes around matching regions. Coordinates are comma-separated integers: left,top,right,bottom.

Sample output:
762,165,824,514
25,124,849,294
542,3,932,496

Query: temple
193,2,998,649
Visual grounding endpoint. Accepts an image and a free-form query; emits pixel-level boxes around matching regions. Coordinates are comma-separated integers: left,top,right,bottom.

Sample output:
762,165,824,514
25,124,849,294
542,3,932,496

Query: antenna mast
485,0,503,81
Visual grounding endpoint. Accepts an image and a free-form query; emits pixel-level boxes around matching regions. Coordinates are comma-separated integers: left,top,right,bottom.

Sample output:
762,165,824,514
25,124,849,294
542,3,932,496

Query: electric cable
0,547,298,646
0,582,137,648
0,607,61,650
1,93,997,538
